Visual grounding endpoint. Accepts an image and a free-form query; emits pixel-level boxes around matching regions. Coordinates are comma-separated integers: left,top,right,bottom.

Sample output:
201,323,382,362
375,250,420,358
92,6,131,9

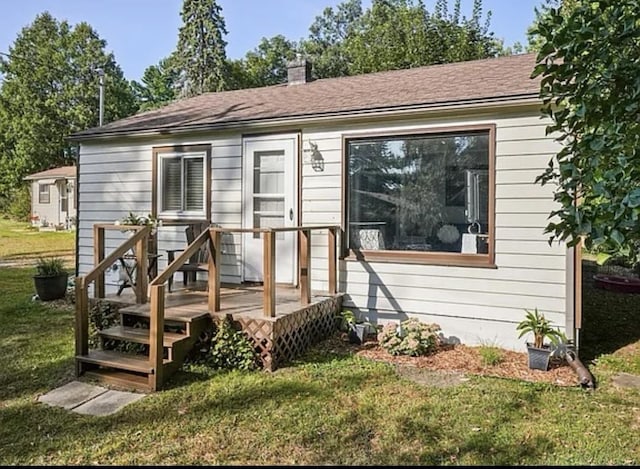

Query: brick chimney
287,57,312,85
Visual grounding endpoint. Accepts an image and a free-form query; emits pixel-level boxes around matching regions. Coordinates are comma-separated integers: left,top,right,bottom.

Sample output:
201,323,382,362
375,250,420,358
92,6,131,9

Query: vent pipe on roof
287,56,312,85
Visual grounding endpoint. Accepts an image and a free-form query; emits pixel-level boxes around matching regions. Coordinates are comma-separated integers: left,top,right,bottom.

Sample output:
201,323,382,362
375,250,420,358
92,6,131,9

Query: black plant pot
526,343,552,371
34,273,69,301
348,324,367,345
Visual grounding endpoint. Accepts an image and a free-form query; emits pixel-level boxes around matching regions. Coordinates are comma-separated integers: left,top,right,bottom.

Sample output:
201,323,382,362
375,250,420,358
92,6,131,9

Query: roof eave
68,93,541,142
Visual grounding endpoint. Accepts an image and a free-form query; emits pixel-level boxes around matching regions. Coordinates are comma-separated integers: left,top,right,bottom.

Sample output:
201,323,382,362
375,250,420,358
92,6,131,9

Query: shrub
207,317,259,371
377,318,441,356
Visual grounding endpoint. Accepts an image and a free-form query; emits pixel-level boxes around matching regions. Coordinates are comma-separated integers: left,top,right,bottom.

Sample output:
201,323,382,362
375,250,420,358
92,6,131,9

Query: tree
300,0,363,79
301,0,500,79
227,35,298,90
0,12,137,211
532,0,640,265
131,56,179,111
173,0,228,97
525,0,580,53
358,0,503,73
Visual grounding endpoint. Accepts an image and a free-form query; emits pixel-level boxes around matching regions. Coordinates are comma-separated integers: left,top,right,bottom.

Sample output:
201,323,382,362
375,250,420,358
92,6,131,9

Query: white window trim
38,184,51,204
157,151,207,220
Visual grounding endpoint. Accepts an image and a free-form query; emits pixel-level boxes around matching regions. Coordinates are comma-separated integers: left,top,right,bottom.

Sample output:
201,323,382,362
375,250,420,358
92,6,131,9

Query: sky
0,0,545,83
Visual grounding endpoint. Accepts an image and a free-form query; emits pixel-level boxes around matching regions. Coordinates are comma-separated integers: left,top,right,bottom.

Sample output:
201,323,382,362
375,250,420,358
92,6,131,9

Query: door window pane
254,151,284,194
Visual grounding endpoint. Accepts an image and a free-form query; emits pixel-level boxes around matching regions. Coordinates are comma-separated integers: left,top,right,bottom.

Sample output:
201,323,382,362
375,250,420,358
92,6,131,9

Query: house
24,165,77,230
69,53,579,352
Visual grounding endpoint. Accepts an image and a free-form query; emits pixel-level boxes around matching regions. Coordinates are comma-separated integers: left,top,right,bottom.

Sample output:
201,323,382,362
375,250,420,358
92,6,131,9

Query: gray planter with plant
33,257,69,301
516,308,565,371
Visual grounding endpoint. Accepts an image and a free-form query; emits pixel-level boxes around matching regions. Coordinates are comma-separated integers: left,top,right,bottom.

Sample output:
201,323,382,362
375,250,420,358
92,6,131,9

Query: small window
38,184,50,204
154,145,210,220
345,125,495,266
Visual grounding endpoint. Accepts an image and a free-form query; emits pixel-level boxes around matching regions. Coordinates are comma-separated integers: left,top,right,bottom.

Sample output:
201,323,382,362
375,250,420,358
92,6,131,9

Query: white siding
300,110,569,351
77,107,571,351
78,134,243,291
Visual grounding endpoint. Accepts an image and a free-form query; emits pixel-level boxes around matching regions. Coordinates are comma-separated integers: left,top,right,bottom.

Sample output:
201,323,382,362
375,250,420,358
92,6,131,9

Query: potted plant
33,257,69,301
516,308,564,371
338,309,373,345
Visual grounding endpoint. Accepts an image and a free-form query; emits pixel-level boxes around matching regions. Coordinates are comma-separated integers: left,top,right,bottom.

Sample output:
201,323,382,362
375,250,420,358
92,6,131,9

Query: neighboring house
24,166,77,230
69,53,579,351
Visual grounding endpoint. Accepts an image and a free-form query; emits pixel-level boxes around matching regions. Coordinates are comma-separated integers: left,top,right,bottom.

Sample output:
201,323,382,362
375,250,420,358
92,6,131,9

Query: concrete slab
72,389,145,416
612,372,640,389
38,381,107,410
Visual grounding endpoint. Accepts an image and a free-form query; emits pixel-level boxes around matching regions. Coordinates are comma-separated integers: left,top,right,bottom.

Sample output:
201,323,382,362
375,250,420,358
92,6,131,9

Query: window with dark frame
38,184,50,204
346,127,493,263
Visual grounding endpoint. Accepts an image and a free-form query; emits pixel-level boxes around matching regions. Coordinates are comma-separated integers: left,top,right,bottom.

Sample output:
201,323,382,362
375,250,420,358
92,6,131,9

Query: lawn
0,218,75,266
0,222,639,465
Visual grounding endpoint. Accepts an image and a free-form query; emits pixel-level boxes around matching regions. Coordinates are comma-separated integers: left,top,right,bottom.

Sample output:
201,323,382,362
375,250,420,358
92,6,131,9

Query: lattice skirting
231,294,344,371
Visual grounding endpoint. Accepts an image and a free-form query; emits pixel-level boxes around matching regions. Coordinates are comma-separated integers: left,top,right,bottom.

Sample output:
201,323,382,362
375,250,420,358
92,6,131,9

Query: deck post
208,229,221,312
93,225,105,298
74,276,89,375
263,230,276,317
135,234,148,304
299,229,311,304
328,227,337,294
149,284,165,391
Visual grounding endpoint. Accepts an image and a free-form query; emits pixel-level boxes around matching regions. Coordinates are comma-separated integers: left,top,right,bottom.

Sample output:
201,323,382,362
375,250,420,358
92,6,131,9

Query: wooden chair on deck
166,221,211,292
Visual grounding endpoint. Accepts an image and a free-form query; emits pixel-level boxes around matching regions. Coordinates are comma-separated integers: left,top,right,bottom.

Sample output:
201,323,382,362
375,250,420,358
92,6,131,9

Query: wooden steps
84,369,152,393
76,300,212,391
99,326,189,348
77,349,168,374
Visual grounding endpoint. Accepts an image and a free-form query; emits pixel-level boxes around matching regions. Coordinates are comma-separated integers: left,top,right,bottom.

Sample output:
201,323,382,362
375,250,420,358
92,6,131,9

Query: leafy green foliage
4,184,31,221
227,35,298,90
0,12,137,203
206,316,258,371
532,0,640,266
173,0,228,96
516,308,564,349
301,0,500,80
131,56,179,111
377,318,441,356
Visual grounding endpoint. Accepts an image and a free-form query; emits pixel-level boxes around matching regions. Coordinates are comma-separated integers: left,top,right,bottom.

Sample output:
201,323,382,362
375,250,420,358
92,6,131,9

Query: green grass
0,221,639,464
0,218,74,264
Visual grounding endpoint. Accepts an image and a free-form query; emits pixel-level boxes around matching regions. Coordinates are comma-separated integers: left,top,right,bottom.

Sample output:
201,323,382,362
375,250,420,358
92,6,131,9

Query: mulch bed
326,333,580,387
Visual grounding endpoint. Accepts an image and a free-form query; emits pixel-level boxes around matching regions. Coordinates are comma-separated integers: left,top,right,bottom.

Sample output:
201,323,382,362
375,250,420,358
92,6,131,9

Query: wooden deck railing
75,223,339,389
146,225,339,388
75,224,151,370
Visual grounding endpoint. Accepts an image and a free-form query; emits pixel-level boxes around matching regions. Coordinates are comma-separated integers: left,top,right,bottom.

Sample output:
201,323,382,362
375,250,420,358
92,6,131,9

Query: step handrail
75,224,152,378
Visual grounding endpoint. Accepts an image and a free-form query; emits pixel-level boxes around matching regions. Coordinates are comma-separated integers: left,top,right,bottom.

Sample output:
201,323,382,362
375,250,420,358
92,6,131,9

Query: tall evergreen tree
173,0,228,97
0,12,137,210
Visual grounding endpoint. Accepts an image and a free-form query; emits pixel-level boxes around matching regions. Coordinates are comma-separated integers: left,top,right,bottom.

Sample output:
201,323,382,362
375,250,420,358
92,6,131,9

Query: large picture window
345,125,494,265
153,145,211,220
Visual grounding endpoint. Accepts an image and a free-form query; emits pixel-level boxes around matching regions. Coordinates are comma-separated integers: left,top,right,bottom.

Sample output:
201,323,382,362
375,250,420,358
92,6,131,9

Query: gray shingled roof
71,53,540,140
24,166,76,180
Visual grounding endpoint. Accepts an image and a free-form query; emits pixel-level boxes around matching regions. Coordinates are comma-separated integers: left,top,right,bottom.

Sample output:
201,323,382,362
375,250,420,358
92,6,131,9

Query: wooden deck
104,283,344,372
108,283,339,320
77,224,341,390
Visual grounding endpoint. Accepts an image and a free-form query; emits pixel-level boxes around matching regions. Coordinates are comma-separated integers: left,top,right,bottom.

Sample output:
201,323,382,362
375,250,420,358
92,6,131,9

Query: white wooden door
242,135,298,284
